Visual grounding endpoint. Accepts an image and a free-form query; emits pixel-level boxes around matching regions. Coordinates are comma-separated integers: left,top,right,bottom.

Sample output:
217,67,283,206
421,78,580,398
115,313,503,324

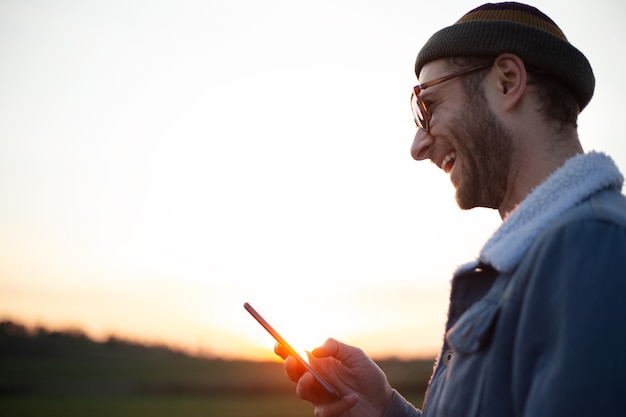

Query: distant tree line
0,320,185,359
0,320,432,399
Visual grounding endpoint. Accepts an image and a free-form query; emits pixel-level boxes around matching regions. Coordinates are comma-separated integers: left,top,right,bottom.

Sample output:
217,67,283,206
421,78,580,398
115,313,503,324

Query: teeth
441,152,456,172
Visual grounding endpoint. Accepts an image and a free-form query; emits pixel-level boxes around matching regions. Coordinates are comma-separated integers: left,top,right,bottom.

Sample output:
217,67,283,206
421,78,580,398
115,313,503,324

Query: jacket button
443,349,453,365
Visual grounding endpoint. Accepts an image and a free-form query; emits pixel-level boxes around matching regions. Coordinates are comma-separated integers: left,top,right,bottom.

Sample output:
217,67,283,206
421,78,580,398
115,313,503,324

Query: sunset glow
1,0,624,362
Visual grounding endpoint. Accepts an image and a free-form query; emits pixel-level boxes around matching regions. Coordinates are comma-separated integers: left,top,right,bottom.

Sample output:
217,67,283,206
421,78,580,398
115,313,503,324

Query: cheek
429,96,465,138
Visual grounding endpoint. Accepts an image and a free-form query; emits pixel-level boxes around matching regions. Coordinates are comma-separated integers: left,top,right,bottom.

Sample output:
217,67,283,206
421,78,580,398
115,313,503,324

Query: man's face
411,60,514,210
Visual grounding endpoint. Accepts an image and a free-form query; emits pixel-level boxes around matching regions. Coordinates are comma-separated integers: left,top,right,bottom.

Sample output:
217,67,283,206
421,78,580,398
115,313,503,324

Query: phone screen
243,302,340,397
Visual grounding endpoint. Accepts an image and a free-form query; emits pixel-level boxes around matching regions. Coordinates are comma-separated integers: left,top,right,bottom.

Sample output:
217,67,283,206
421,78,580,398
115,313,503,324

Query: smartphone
243,302,340,398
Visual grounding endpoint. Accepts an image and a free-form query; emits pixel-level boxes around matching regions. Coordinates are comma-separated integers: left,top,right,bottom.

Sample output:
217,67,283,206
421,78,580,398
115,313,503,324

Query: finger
313,393,358,417
295,371,316,401
296,372,336,403
284,354,306,383
294,370,345,404
274,342,288,360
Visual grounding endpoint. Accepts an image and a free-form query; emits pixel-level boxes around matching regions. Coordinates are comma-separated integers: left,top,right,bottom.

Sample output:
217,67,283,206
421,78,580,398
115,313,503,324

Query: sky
1,0,625,361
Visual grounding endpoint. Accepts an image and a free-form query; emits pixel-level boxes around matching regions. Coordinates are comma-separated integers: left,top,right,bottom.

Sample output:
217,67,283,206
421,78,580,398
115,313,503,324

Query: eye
421,92,436,111
423,97,437,113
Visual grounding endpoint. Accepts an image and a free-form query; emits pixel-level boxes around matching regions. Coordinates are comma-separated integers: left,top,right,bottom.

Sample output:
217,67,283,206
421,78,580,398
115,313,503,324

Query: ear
492,53,527,112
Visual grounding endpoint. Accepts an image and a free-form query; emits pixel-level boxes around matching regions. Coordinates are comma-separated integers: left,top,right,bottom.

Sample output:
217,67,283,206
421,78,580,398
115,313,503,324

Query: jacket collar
457,152,624,275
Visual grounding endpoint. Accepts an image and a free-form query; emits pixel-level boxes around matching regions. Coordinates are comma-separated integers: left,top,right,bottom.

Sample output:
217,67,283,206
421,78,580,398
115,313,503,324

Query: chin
454,192,475,210
455,188,488,211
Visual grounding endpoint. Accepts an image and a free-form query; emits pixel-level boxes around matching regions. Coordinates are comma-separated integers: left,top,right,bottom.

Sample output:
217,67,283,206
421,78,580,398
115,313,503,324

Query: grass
0,395,316,417
0,394,425,417
0,322,430,416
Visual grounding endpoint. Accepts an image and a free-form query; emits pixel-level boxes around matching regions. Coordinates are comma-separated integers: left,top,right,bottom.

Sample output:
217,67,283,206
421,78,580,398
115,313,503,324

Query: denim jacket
384,152,626,417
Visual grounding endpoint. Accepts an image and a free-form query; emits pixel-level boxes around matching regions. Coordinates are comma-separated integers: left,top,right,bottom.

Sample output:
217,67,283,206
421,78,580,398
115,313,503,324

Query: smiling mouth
441,152,456,173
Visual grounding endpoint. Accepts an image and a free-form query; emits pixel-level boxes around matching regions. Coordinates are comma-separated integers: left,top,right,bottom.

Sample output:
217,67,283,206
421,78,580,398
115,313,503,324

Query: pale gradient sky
1,0,625,360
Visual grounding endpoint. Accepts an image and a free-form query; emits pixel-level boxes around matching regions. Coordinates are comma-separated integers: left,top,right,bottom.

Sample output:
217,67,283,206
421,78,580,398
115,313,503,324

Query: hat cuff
415,20,595,110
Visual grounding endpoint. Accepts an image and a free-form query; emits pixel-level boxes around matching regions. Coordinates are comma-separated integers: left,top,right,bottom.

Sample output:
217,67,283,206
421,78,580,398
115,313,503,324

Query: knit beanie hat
415,2,595,110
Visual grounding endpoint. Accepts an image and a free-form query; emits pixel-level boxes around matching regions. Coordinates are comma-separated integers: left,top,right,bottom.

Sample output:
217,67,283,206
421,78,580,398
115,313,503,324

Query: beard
449,96,514,210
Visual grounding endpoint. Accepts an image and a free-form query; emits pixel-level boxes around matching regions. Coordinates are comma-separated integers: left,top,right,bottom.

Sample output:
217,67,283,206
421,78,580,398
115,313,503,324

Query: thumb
312,338,366,366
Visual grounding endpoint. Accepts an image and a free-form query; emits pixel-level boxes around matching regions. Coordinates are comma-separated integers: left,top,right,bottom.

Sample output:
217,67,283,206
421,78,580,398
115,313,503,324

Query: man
276,2,626,416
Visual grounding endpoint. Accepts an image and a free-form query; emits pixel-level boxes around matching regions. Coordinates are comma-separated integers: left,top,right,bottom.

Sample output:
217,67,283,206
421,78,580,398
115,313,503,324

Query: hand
275,338,394,417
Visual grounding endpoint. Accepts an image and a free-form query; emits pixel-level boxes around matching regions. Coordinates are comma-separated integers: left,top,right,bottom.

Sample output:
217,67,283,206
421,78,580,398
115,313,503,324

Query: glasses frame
411,63,493,134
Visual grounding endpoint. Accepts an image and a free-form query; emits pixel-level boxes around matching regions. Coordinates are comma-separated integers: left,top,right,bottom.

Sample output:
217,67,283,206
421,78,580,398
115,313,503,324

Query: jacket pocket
447,298,500,353
435,299,501,417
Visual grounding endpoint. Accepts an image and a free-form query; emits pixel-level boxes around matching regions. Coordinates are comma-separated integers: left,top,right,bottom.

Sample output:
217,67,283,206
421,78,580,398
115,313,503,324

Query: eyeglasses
411,63,492,134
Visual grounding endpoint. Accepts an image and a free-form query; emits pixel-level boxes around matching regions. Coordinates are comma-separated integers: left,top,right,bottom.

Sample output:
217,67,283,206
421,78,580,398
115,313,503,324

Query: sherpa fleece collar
456,152,624,275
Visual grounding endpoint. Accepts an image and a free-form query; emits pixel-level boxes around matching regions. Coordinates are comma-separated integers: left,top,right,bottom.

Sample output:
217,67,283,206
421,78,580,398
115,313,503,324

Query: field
0,321,430,416
0,395,318,417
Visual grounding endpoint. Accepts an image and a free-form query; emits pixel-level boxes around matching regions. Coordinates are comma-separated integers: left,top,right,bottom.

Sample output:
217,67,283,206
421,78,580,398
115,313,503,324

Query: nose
411,128,433,161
